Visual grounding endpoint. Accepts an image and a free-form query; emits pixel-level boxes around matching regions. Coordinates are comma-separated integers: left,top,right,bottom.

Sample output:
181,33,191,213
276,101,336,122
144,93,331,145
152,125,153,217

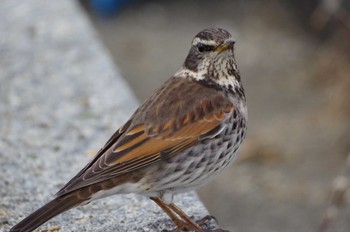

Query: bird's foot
167,215,229,232
196,215,230,232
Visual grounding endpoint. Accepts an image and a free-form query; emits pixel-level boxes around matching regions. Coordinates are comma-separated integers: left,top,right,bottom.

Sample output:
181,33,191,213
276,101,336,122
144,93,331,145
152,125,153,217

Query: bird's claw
167,215,230,232
196,215,230,232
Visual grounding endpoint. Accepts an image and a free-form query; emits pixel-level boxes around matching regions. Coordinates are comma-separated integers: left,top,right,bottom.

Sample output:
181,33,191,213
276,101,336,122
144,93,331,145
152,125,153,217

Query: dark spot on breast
187,150,196,157
232,121,237,130
233,110,238,118
182,176,192,182
185,161,196,174
240,130,245,138
196,161,203,169
207,159,214,166
233,147,238,153
234,86,245,99
236,73,241,82
236,135,241,143
228,68,234,76
200,156,208,163
239,119,244,128
175,164,183,172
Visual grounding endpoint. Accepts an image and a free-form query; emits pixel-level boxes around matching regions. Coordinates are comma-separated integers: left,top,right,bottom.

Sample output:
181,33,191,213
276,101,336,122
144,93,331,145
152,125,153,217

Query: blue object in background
89,0,137,17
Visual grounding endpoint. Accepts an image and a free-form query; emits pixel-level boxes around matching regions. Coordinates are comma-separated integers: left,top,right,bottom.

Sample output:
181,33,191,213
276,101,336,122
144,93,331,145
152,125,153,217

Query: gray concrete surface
0,1,214,231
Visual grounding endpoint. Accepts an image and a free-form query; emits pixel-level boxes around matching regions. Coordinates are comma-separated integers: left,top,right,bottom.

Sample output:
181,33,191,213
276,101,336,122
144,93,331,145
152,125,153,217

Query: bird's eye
197,43,215,53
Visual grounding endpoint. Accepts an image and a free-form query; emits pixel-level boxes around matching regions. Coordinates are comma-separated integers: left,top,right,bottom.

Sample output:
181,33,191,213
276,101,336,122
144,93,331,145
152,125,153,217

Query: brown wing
56,77,234,196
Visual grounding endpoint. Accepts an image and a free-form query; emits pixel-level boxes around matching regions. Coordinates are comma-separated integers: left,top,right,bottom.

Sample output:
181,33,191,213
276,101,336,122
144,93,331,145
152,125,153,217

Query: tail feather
10,193,85,232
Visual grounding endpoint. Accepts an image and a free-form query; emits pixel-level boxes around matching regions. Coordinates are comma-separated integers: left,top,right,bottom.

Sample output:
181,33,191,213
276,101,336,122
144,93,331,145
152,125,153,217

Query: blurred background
79,0,350,231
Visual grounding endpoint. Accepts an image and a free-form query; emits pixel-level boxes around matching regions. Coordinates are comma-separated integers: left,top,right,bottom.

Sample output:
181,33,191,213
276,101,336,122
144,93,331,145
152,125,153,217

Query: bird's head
176,28,241,93
184,28,235,70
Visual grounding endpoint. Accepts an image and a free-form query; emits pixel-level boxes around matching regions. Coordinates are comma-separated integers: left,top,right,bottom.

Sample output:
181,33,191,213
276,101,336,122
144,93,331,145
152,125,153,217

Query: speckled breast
147,109,247,193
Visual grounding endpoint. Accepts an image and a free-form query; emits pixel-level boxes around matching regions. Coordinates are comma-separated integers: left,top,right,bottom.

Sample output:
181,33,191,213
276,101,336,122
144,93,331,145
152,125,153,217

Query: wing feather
57,77,234,196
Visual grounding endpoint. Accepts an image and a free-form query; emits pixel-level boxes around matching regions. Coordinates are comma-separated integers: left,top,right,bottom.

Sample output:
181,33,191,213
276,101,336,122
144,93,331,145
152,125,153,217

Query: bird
10,27,247,232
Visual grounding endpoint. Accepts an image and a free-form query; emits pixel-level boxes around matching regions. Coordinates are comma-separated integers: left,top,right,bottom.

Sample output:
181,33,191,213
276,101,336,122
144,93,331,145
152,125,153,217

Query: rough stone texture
0,1,211,231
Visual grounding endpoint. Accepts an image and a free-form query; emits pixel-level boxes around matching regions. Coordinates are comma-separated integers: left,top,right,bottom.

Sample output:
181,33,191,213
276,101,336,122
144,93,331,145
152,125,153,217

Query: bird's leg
150,197,184,228
150,197,203,232
168,205,229,232
167,202,204,231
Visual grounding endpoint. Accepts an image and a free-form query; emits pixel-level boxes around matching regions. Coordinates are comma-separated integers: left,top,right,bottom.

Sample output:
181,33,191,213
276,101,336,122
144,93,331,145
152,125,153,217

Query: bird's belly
145,115,247,193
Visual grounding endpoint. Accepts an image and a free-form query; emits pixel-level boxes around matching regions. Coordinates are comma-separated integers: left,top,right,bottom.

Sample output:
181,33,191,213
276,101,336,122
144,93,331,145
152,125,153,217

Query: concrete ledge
0,1,211,231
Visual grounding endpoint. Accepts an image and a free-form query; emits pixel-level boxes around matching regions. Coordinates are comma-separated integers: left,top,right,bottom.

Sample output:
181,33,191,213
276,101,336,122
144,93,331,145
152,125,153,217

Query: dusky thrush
10,28,247,232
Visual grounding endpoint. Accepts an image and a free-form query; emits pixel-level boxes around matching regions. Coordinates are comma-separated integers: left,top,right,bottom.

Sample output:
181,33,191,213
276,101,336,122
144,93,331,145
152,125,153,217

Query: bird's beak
215,38,235,53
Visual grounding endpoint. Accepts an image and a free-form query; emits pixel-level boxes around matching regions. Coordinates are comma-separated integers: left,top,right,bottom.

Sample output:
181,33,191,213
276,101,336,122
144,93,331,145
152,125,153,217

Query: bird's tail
10,193,86,232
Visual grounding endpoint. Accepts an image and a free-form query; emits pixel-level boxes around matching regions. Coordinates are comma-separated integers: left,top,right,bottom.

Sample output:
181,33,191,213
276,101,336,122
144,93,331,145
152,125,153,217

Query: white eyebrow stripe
192,37,217,46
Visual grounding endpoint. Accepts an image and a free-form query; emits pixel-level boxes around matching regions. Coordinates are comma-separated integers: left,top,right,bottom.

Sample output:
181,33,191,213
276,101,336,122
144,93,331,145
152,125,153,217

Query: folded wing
56,77,234,196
